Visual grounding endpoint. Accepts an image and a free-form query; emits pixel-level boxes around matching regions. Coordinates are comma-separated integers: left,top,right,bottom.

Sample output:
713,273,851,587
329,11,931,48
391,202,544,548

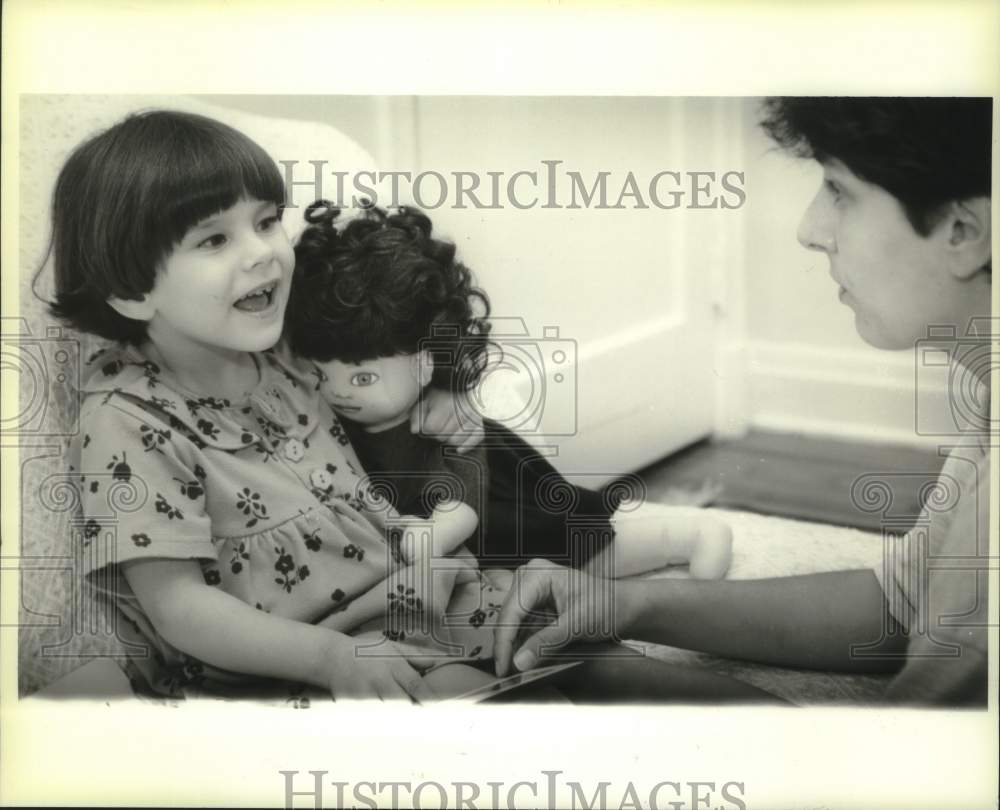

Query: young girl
54,110,501,701
286,202,735,582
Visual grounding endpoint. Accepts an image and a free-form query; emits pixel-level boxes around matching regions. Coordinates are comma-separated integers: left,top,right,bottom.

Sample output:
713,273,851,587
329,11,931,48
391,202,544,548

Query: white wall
396,97,738,476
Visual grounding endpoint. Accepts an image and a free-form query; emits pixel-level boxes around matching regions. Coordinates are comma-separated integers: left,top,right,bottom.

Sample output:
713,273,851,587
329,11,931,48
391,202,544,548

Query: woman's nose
796,189,835,253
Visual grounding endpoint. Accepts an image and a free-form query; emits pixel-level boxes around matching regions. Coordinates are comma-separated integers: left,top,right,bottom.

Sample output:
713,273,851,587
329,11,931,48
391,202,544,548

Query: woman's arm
495,561,907,676
123,558,434,700
624,569,906,672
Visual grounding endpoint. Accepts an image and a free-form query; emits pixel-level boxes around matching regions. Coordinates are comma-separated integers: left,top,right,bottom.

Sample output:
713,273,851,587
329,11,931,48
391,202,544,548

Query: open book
443,661,584,703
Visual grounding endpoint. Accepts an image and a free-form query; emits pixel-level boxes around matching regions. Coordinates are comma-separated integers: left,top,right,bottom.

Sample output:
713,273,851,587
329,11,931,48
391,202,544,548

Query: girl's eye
824,179,843,201
198,233,228,249
258,215,280,232
351,372,379,386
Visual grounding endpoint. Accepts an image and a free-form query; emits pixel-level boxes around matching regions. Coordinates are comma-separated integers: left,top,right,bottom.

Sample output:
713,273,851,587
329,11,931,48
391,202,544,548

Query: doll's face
320,352,433,431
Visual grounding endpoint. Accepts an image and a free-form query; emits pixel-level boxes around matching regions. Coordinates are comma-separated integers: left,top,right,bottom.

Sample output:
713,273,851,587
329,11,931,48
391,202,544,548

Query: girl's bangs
158,129,286,248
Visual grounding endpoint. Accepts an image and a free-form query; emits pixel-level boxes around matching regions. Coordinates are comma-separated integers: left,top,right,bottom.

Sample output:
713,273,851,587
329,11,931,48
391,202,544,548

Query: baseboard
743,341,953,449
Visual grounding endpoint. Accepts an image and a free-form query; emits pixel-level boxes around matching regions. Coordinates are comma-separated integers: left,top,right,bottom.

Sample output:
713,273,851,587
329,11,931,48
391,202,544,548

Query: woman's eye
198,233,228,249
824,179,843,200
351,372,379,386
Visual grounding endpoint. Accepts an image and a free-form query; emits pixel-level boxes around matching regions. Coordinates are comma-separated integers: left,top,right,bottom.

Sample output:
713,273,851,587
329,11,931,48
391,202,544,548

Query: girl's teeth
234,285,274,312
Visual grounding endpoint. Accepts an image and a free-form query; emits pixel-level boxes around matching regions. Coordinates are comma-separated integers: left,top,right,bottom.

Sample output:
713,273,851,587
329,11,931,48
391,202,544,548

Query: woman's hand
320,634,436,702
493,559,636,676
412,388,484,453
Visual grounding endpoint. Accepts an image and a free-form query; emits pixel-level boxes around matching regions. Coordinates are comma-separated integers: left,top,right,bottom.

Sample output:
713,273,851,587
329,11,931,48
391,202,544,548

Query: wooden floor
636,430,947,533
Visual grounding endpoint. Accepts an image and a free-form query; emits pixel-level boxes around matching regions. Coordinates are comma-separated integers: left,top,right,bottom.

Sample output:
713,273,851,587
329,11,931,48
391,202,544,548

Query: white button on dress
310,468,333,489
284,438,305,462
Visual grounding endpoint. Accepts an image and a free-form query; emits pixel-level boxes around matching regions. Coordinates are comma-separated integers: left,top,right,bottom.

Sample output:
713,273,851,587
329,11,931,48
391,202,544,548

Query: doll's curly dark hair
287,201,493,393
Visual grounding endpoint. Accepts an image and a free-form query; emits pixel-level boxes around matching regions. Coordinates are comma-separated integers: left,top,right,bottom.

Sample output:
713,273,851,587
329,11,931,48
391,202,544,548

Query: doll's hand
391,550,479,623
321,634,436,702
411,388,484,454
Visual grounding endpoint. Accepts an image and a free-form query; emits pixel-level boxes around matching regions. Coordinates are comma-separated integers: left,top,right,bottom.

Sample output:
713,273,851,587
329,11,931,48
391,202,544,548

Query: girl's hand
321,634,436,702
411,388,484,453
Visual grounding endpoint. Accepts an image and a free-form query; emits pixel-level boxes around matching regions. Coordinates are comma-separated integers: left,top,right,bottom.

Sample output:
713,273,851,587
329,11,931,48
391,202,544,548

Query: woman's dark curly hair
760,97,992,236
287,201,493,393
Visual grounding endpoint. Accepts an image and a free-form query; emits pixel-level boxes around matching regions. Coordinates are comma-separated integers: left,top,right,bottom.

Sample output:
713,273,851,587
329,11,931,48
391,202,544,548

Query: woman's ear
413,350,435,387
106,294,156,321
942,197,991,279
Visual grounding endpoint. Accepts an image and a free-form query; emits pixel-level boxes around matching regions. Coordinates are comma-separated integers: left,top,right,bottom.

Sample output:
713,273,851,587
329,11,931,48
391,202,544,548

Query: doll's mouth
234,282,277,312
332,404,361,413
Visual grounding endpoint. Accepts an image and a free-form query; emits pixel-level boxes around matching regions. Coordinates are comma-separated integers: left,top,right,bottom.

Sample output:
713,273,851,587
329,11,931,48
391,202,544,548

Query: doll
287,202,733,580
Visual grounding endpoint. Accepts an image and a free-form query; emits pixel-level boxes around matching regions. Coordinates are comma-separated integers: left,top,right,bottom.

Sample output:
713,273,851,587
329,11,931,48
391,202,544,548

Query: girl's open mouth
234,282,277,313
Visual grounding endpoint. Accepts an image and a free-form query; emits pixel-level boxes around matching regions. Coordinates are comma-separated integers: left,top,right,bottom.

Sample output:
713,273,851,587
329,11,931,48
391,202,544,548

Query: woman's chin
853,315,910,351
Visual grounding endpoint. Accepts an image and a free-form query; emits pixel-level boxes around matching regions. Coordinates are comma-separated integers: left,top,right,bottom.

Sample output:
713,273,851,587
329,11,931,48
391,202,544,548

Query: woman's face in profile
794,159,965,351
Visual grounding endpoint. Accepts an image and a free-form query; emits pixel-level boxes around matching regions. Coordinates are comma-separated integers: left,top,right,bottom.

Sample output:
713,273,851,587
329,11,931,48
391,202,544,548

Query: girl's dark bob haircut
47,109,286,344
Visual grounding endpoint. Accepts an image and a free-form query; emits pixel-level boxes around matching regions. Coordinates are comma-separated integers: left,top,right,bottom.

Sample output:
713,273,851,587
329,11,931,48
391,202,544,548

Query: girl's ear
106,294,156,321
943,197,991,280
413,350,435,387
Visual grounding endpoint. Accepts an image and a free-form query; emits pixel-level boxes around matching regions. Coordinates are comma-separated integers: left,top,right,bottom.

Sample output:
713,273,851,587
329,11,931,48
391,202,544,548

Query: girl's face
141,197,294,357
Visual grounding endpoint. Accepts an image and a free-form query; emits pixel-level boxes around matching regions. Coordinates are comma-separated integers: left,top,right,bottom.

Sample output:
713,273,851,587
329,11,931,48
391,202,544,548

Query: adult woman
494,97,993,706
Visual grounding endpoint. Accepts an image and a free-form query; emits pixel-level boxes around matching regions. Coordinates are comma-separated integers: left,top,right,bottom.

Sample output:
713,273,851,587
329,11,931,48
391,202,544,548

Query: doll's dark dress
342,417,618,570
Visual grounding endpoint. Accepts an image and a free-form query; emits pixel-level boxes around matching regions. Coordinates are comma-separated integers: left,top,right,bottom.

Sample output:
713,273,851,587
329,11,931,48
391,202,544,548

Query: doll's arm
412,389,484,454
396,500,479,563
123,557,433,700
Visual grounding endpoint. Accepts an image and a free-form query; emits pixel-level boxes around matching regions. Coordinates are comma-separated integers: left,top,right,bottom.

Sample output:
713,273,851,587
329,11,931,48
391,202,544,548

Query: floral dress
75,343,508,699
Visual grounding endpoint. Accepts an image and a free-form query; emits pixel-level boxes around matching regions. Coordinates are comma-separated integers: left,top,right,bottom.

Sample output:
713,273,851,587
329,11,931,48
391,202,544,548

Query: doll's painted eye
351,372,379,386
